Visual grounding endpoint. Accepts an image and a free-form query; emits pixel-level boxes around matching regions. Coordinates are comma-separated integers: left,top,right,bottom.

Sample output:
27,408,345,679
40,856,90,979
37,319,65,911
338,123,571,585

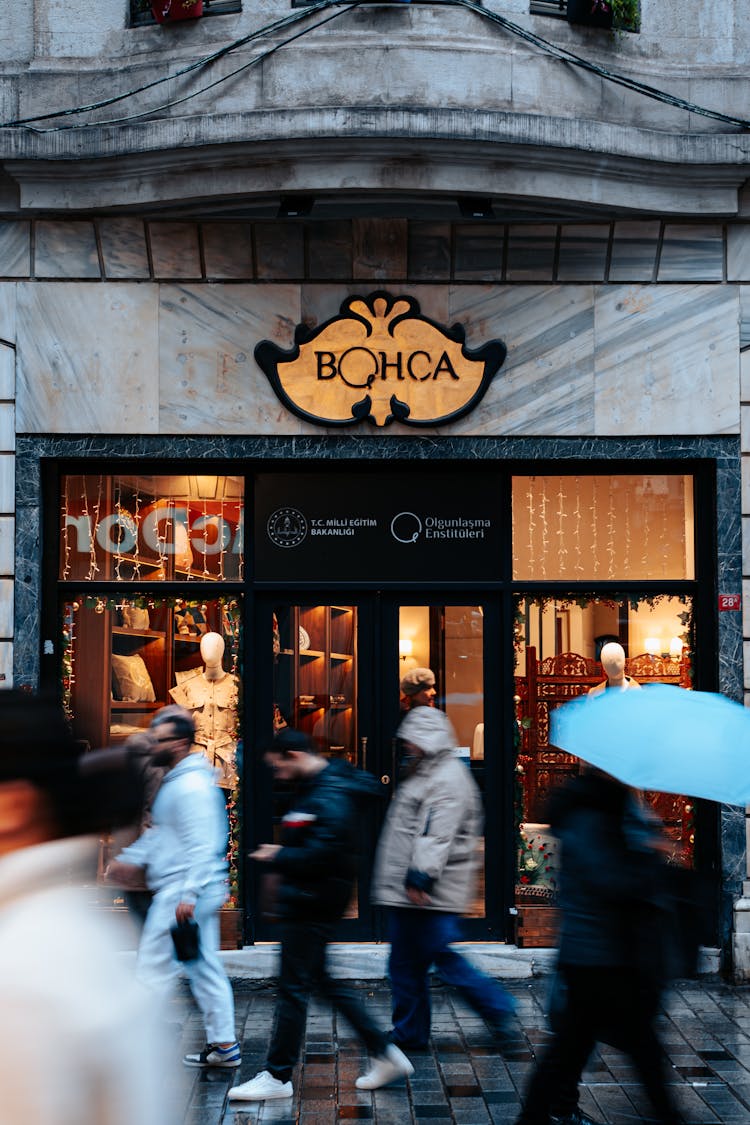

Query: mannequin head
600,642,626,685
200,631,225,670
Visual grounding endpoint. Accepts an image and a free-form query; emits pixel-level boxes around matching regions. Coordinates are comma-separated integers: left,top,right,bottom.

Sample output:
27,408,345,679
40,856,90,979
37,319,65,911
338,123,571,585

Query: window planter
566,0,613,28
150,0,203,22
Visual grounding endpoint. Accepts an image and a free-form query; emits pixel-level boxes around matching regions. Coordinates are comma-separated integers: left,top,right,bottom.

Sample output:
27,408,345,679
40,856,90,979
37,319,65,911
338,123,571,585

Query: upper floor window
530,0,639,32
131,0,241,27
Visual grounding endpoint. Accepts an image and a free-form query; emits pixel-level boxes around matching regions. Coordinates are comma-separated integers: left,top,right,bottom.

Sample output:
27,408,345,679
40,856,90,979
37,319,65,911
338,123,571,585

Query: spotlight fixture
277,195,315,218
457,197,495,220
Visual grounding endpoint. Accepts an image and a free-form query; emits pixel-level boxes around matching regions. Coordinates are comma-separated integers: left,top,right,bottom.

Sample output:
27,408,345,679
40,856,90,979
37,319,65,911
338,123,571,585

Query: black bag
170,918,200,962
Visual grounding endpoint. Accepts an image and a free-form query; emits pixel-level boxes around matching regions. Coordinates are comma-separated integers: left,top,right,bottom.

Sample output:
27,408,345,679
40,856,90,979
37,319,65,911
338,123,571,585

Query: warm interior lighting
644,637,661,656
669,636,684,659
399,638,413,660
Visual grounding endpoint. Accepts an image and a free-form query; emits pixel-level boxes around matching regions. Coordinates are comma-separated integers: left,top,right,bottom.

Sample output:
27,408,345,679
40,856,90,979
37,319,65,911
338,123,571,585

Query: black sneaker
183,1042,241,1068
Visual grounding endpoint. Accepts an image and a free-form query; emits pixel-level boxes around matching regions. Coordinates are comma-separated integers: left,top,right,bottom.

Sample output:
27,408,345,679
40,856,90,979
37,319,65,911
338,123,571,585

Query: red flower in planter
151,0,203,23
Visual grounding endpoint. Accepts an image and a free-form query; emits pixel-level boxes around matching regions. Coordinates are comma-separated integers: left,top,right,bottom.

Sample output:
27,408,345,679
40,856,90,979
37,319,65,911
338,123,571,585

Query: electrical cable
0,0,347,130
17,1,360,133
0,0,748,134
452,0,750,131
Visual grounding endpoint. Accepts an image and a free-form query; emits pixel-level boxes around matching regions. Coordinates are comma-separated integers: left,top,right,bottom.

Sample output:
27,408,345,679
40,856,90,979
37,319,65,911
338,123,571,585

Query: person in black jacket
515,767,682,1125
228,729,413,1103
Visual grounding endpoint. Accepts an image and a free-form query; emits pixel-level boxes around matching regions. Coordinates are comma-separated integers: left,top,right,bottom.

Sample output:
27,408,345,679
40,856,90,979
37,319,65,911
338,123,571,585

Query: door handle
360,735,368,770
380,774,390,785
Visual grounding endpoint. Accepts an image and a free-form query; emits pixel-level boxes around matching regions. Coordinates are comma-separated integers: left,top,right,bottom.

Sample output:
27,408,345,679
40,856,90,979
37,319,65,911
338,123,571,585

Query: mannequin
169,632,239,789
588,641,641,696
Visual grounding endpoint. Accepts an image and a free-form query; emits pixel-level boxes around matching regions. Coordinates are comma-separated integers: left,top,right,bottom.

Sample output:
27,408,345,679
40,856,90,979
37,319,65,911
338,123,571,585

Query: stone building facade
1,0,750,971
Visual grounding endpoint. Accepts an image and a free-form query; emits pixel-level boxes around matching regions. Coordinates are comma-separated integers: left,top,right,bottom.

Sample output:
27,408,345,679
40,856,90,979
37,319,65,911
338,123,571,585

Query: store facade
3,0,750,971
4,224,742,958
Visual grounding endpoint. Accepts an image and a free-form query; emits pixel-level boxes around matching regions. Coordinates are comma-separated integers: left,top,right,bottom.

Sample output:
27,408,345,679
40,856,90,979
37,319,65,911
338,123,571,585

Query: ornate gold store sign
255,292,507,428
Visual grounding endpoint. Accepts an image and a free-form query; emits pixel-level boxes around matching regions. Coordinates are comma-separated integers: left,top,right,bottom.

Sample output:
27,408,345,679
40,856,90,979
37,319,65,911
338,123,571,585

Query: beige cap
400,667,436,697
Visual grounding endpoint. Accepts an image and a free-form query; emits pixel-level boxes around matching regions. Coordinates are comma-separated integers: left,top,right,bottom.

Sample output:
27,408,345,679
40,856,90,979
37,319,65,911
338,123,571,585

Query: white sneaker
227,1070,293,1101
355,1044,414,1090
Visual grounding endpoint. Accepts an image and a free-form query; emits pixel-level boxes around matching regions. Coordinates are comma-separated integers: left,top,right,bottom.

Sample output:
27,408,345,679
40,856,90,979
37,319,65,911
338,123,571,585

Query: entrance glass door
252,594,507,940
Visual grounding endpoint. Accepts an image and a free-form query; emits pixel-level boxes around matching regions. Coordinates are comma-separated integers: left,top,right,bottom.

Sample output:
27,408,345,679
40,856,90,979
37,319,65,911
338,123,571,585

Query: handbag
150,0,204,23
259,872,282,923
170,918,201,962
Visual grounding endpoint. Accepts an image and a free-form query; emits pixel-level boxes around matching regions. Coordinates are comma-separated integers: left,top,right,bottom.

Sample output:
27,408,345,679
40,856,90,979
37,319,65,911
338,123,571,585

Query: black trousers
518,964,680,1125
267,920,389,1083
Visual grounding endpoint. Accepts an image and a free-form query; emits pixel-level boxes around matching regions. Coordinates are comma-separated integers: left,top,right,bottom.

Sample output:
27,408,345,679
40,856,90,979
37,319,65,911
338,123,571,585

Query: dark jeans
267,920,389,1083
387,908,515,1049
518,964,680,1125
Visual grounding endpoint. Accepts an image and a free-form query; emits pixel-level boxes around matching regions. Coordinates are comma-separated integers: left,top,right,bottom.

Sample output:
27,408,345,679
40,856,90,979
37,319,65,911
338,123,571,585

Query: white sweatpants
136,882,236,1043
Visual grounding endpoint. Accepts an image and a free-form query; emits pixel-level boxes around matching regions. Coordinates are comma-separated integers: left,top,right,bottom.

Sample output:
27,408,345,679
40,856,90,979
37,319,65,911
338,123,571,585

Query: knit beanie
397,706,457,757
400,667,436,697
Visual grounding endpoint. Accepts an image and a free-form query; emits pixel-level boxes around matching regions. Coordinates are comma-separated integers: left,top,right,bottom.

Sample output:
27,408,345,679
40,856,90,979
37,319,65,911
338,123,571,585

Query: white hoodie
118,752,228,905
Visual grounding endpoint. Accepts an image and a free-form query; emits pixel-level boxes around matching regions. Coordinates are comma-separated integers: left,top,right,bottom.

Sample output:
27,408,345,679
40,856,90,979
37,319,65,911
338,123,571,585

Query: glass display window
512,474,695,581
512,594,694,947
62,596,242,909
59,473,244,582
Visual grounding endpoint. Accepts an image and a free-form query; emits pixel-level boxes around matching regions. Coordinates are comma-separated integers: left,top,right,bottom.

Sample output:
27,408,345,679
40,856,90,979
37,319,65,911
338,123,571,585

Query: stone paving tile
169,977,750,1124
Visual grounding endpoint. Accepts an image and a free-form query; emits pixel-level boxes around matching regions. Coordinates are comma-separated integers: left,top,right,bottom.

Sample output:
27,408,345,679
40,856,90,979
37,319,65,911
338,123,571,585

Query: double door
252,592,512,940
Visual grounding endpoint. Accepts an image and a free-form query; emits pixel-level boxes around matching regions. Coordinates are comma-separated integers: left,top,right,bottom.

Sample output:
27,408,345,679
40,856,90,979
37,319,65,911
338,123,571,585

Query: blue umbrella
550,683,750,806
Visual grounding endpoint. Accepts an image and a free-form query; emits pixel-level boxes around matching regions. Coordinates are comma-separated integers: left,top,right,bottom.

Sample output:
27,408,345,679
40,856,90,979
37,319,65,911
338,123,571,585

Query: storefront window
512,474,695,581
59,474,244,582
62,595,242,913
512,595,694,947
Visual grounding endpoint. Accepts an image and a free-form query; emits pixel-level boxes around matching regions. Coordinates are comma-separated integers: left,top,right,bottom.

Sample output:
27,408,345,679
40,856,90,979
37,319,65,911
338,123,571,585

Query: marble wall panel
307,222,352,280
0,578,13,638
0,405,14,450
34,221,99,279
0,455,13,512
728,225,750,282
148,223,201,279
744,578,750,638
0,285,15,344
742,457,750,514
742,406,750,452
0,517,13,575
408,223,451,281
255,223,304,281
608,222,661,282
454,225,504,282
99,218,150,279
202,223,254,280
447,285,595,435
0,223,30,279
740,290,750,350
0,642,12,687
658,224,724,282
506,226,556,282
0,347,14,399
158,283,304,434
352,219,407,280
744,517,750,576
557,225,609,282
16,283,159,434
300,284,450,334
594,285,739,436
742,352,750,404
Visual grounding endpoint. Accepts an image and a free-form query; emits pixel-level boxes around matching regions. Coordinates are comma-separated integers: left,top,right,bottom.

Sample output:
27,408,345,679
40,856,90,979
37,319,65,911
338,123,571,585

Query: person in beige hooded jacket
372,707,516,1050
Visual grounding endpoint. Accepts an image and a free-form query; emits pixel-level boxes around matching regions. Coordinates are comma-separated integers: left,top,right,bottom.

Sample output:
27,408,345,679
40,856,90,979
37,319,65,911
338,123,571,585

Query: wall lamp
277,195,315,218
458,197,494,219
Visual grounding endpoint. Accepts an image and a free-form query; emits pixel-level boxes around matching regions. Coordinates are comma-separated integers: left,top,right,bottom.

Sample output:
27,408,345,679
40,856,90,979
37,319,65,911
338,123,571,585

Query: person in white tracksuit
112,704,240,1069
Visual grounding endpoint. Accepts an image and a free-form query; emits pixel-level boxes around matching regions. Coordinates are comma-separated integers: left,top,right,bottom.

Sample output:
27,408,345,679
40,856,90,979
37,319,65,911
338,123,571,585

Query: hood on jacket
397,707,457,757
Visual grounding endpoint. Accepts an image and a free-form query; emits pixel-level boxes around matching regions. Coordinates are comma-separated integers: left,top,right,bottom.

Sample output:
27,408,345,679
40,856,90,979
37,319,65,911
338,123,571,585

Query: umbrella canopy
550,683,750,806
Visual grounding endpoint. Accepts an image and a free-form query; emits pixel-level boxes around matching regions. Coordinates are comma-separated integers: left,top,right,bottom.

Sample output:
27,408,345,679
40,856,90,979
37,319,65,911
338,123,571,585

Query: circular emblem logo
390,512,422,544
267,507,308,549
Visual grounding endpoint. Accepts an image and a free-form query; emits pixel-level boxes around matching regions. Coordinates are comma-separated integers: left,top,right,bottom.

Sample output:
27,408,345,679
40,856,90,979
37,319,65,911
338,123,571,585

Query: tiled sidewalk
174,977,750,1125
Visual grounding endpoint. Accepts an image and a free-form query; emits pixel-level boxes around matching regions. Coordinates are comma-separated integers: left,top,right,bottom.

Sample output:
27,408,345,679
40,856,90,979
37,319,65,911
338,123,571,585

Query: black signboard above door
254,471,504,582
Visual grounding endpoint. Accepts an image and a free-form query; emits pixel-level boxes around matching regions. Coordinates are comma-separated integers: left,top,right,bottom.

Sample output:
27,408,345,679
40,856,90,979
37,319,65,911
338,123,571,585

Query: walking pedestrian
372,706,516,1050
514,766,682,1125
400,666,437,711
109,704,241,1070
0,691,168,1125
228,728,413,1102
